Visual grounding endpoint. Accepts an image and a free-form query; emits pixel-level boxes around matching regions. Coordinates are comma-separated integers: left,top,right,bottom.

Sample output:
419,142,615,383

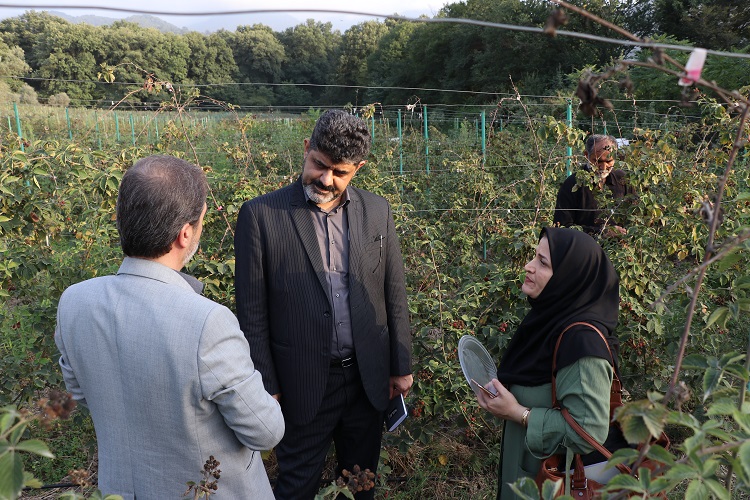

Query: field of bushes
2,98,750,499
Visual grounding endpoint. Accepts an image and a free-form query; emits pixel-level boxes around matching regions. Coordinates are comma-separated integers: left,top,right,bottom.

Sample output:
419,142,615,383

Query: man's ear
304,138,310,153
174,222,192,250
355,160,366,173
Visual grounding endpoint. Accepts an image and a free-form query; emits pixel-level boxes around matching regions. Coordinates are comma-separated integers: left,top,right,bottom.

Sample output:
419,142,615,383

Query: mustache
310,180,335,192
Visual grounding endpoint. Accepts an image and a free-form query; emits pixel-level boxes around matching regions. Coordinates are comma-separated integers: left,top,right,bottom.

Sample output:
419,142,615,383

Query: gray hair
585,134,617,156
116,155,207,258
308,109,371,164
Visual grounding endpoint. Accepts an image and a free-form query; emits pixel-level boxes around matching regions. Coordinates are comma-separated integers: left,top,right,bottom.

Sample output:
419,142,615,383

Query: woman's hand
476,379,529,426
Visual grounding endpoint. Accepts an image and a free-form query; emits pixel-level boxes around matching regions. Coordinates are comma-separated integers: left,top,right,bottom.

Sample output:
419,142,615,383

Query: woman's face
522,236,553,299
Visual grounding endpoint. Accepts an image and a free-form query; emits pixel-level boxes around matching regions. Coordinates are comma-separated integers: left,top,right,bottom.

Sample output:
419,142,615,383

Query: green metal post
371,115,375,145
397,109,403,176
155,118,160,143
95,110,101,150
130,114,135,146
13,102,23,151
423,105,429,174
481,111,486,167
65,107,72,140
566,99,573,176
115,112,120,142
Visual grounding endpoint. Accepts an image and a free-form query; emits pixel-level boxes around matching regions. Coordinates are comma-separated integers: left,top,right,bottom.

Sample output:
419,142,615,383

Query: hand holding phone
471,378,497,398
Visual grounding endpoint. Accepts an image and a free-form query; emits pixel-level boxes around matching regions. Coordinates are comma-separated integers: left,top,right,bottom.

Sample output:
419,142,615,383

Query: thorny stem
508,78,545,226
666,103,750,402
549,0,640,43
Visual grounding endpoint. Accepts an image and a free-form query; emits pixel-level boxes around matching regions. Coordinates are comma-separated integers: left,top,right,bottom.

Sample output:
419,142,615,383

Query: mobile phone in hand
471,378,497,398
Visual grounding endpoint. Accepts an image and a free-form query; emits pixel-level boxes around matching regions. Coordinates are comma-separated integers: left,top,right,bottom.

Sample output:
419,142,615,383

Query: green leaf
702,366,722,401
734,411,750,434
705,307,729,329
509,476,548,500
14,439,54,458
606,472,641,490
703,478,730,500
663,463,697,482
706,399,737,416
23,470,41,489
682,354,709,370
646,444,676,466
0,450,24,500
738,441,750,482
716,251,742,271
685,480,709,500
0,412,16,434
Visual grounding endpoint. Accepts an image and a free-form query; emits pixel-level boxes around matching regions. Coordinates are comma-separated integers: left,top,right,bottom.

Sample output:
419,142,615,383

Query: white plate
458,335,498,397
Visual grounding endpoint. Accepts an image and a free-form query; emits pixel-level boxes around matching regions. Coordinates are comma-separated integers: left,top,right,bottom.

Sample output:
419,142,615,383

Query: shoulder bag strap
552,322,631,474
551,321,622,409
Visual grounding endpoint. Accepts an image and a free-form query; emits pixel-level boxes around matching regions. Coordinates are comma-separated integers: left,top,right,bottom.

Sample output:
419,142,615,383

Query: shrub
48,92,71,107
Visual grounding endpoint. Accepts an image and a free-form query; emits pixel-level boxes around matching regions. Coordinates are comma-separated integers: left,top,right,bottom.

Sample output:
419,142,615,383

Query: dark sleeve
553,175,580,228
554,174,603,235
383,203,412,376
234,201,279,395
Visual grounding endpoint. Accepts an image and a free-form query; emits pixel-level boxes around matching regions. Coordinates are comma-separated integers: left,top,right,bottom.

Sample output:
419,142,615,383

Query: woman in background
477,227,626,498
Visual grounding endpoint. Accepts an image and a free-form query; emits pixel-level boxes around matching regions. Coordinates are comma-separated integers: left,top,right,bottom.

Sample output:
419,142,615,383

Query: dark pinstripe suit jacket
235,178,412,426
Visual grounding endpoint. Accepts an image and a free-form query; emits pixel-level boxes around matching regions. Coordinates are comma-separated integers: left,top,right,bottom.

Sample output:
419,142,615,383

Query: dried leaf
543,8,568,36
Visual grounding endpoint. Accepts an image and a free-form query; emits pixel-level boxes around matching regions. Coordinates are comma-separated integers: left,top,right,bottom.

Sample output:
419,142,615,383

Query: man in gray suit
235,110,413,499
55,155,284,499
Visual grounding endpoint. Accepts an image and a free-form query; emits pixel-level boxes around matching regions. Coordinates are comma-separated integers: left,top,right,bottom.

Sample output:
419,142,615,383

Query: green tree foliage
365,19,419,104
216,25,285,106
183,31,238,105
0,2,746,108
277,19,342,105
0,39,32,102
32,21,102,103
333,21,389,103
0,11,67,69
183,32,237,86
647,0,750,50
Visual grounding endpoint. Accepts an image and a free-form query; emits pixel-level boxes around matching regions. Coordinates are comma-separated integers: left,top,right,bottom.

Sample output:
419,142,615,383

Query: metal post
481,110,486,167
566,99,573,176
95,110,101,150
13,102,23,151
397,109,403,176
115,112,120,142
65,107,72,140
423,105,429,174
130,114,135,146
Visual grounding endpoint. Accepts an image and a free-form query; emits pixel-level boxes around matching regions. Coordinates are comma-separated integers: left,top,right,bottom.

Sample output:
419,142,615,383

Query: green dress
496,356,614,499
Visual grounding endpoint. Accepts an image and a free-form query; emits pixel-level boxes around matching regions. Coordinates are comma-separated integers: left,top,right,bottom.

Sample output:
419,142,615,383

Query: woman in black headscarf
476,227,624,499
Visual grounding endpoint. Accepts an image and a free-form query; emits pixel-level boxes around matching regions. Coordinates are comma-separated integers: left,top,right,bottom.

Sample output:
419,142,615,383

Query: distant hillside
49,11,188,33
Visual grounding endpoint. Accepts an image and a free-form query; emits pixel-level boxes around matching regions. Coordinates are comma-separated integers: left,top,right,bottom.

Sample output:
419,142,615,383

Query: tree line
0,0,747,109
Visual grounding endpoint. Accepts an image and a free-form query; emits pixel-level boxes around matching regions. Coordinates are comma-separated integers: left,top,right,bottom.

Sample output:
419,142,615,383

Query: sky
0,0,451,31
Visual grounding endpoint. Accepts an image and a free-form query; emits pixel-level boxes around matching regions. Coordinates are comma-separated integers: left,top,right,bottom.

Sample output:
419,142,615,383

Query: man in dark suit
553,134,636,237
234,110,413,499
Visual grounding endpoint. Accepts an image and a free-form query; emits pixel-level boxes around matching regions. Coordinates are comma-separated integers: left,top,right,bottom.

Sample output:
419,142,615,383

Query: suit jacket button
323,312,331,318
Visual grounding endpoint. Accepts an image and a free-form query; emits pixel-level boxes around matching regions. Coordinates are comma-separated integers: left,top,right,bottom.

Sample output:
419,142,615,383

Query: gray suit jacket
235,179,412,426
55,257,284,499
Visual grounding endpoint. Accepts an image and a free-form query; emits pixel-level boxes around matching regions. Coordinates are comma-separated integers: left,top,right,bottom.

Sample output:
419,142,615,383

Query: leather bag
534,322,670,499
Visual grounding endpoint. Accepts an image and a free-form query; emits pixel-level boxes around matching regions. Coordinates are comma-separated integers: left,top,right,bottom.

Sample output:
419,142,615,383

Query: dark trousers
273,362,383,500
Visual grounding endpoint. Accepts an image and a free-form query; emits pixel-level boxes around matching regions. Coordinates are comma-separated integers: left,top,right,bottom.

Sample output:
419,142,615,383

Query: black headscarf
496,227,620,387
